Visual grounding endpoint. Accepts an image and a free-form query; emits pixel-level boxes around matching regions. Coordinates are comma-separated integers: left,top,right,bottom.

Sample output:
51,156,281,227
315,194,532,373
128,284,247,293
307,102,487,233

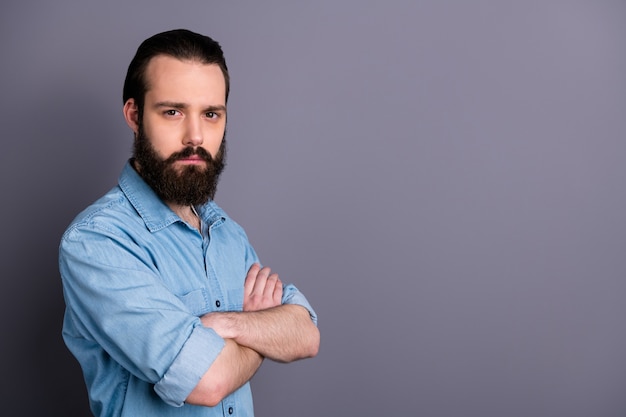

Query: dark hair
122,29,230,111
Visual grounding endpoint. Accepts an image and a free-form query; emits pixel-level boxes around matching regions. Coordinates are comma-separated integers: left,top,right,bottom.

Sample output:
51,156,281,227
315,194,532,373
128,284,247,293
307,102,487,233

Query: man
59,29,319,417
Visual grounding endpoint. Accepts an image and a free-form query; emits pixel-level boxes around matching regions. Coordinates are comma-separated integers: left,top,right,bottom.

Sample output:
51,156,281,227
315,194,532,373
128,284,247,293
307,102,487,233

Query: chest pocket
176,288,211,316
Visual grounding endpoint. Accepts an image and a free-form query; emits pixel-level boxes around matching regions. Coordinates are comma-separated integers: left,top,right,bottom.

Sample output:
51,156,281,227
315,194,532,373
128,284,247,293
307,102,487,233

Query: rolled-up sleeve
282,284,318,326
154,324,225,406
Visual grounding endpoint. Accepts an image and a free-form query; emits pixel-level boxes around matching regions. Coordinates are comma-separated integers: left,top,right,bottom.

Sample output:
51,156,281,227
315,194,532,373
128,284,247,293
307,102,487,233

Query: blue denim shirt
60,162,317,417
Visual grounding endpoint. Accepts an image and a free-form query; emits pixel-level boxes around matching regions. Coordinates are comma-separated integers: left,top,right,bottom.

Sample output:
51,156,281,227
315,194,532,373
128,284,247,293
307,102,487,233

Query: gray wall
2,1,626,416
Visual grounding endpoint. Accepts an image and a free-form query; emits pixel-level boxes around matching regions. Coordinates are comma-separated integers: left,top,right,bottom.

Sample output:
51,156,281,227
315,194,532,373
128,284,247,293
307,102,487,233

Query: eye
206,111,218,119
164,109,180,117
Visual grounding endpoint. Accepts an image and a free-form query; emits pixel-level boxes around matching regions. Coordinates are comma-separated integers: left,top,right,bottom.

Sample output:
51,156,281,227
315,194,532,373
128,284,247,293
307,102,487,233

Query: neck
168,203,201,232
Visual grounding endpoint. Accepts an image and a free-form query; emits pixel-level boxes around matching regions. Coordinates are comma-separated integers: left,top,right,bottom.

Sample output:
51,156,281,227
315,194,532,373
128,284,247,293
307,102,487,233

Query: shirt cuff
282,284,318,326
154,323,225,407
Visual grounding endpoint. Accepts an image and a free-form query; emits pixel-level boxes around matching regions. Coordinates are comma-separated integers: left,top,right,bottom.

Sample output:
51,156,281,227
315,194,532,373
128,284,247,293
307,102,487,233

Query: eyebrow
154,101,227,113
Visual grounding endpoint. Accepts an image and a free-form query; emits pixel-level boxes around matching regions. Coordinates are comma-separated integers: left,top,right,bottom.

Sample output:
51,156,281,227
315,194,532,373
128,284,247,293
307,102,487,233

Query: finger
249,266,272,295
272,277,283,305
244,263,261,295
262,273,279,299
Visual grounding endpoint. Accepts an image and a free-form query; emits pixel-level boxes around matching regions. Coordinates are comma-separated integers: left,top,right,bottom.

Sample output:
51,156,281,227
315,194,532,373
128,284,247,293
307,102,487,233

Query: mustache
165,147,213,164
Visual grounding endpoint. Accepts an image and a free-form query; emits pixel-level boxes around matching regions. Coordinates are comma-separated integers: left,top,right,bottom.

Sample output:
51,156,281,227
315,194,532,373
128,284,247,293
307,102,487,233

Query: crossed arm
186,264,320,407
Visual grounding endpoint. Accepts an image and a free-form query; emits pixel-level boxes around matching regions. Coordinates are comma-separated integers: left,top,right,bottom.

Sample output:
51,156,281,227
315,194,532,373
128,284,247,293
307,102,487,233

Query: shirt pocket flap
176,288,210,316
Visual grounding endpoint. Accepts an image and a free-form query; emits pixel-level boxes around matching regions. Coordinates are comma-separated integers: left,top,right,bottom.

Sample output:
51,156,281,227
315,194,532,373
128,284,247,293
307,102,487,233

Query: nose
183,117,203,147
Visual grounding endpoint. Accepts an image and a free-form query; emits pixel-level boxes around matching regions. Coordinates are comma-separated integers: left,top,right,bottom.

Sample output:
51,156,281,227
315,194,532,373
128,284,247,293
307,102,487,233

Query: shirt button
228,406,234,414
215,300,221,308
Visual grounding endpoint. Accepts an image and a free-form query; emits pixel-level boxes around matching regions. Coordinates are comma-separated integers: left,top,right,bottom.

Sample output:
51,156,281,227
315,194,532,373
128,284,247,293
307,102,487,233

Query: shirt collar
117,161,227,233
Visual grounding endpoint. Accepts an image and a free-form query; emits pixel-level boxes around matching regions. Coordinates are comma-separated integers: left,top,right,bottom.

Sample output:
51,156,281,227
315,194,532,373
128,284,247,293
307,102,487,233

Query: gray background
1,1,625,416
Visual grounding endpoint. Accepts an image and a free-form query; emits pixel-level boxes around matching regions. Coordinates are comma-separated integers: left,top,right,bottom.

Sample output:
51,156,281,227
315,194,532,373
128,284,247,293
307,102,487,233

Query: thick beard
132,124,226,206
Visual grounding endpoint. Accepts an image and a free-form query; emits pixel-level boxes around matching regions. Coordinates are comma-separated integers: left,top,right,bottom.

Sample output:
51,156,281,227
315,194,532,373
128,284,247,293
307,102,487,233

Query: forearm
204,304,320,363
186,339,263,407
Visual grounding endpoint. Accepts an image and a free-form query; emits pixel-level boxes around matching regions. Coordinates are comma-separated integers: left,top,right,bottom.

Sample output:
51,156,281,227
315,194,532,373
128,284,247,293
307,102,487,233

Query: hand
200,264,282,338
243,263,283,312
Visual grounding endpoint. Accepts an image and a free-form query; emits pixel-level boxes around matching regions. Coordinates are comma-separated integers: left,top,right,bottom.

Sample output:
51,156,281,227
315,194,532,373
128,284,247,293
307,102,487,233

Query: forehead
144,55,226,104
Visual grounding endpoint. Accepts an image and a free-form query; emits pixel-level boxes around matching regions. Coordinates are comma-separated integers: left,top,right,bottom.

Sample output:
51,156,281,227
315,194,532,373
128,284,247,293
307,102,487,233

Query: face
123,55,228,205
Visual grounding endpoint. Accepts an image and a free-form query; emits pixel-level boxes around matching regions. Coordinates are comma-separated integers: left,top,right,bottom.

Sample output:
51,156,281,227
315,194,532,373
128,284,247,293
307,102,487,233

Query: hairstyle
122,29,230,112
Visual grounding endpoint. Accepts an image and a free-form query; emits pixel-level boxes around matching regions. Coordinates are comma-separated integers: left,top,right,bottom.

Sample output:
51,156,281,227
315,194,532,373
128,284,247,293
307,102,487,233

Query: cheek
204,127,225,155
147,133,180,159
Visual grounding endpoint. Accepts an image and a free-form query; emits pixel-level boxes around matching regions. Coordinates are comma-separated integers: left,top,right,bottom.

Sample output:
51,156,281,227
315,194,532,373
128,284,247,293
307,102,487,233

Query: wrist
219,312,242,340
201,312,239,339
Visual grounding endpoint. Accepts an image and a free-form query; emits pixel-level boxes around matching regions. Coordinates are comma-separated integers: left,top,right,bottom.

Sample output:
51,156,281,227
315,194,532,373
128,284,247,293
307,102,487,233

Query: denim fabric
60,162,317,417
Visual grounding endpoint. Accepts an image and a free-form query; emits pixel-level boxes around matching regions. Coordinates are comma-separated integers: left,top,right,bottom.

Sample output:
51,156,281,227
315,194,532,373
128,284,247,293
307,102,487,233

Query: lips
165,146,212,165
180,155,203,161
176,155,206,164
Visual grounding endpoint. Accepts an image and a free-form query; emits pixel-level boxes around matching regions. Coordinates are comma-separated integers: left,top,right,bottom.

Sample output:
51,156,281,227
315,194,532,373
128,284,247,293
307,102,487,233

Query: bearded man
59,29,319,417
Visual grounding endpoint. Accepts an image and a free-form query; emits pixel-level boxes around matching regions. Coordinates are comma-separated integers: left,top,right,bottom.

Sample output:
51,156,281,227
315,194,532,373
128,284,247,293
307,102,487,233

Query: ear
123,98,140,134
